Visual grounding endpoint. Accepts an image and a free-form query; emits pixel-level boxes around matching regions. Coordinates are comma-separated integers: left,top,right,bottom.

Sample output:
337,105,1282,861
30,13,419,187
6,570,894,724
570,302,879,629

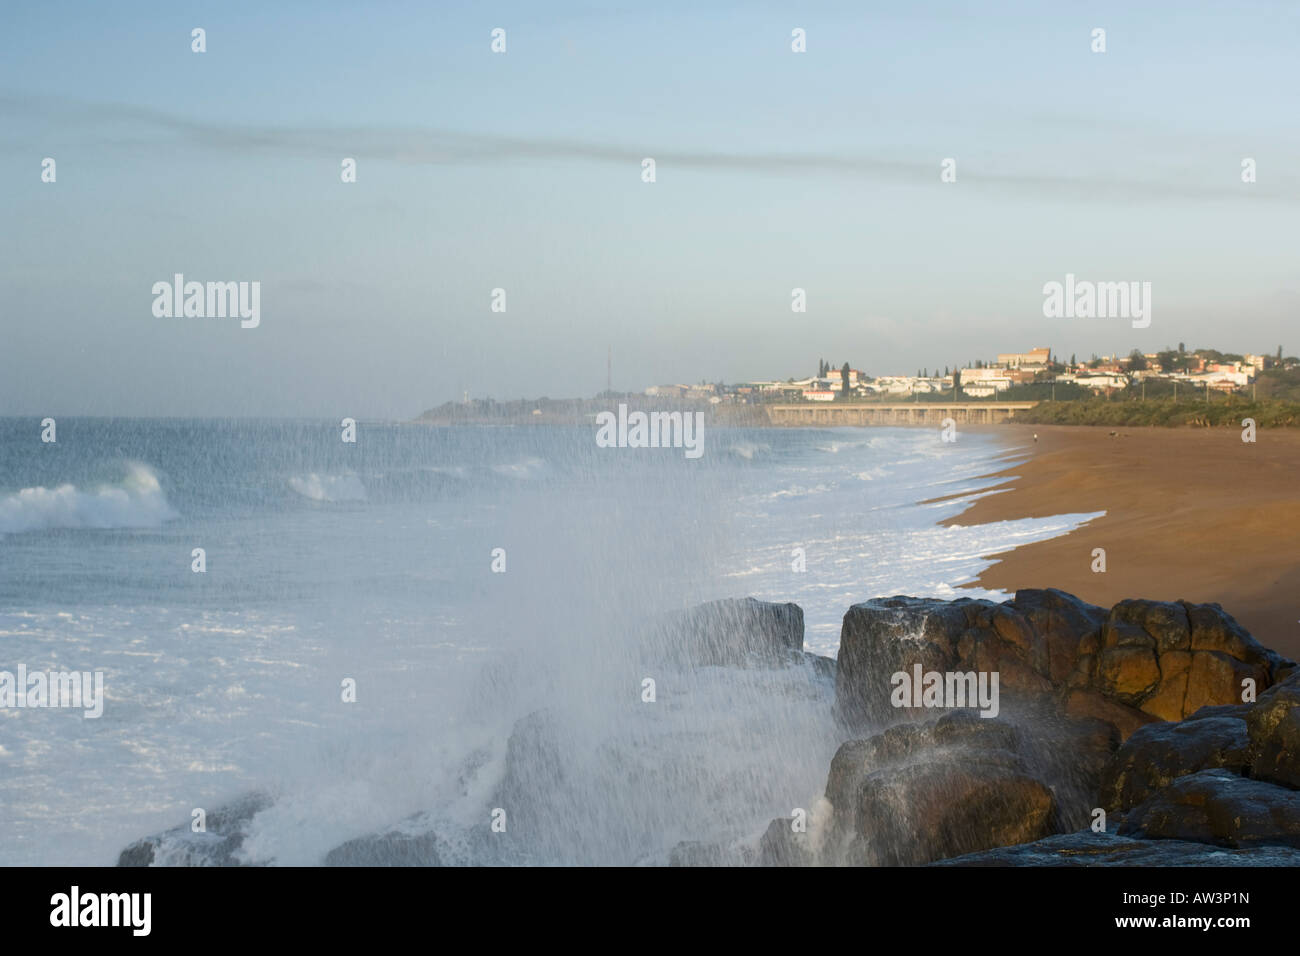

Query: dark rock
1097,717,1251,812
668,841,751,867
934,829,1300,866
658,597,806,667
834,596,989,728
491,709,567,845
116,792,273,867
1187,703,1253,722
1062,689,1158,743
1119,768,1300,848
853,755,1055,865
757,818,815,866
324,829,445,866
820,711,1062,866
1245,672,1300,789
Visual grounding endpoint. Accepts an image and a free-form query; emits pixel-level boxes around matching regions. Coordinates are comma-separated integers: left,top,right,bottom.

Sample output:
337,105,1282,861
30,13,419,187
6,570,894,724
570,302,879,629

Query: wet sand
936,424,1300,661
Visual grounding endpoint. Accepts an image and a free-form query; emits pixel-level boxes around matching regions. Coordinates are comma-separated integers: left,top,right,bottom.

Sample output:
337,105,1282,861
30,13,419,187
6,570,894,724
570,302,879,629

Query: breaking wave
0,463,178,535
287,473,368,502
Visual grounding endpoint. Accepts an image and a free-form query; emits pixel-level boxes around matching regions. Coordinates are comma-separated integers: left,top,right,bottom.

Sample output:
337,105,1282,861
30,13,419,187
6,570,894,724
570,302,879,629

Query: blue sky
2,0,1298,417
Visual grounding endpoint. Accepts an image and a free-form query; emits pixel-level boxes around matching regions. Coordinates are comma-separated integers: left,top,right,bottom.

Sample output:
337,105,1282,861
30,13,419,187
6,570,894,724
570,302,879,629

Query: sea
0,418,1102,865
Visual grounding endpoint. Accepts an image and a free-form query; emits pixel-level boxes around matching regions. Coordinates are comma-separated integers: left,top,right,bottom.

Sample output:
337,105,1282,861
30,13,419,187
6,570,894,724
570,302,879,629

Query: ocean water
0,418,1101,865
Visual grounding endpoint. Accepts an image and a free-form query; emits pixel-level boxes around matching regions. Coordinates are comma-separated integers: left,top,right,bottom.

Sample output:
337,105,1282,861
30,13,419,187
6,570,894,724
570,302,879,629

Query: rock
1119,768,1300,848
853,755,1055,865
1095,646,1161,705
1062,689,1158,743
324,829,445,866
658,596,807,668
933,829,1300,866
1184,651,1262,716
820,711,1062,865
1245,672,1300,789
668,841,751,867
757,818,816,866
833,590,1294,742
834,595,993,728
116,792,273,867
1097,717,1251,812
491,709,568,847
1187,703,1253,721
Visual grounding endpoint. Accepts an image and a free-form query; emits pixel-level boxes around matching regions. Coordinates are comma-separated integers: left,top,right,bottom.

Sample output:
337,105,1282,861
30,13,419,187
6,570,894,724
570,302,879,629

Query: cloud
2,92,1297,203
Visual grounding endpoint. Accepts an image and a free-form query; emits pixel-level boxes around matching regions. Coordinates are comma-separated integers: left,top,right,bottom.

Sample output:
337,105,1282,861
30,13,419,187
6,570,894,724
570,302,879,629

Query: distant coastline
414,394,1300,428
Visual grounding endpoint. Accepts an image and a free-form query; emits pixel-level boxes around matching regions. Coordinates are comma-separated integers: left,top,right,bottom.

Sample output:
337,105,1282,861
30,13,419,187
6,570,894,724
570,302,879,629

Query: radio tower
607,345,612,395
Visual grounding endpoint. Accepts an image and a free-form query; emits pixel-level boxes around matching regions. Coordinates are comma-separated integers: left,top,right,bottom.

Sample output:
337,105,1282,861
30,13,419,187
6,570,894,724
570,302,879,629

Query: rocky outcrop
1098,715,1252,811
1119,769,1300,847
656,596,832,673
668,841,753,867
935,830,1300,866
117,792,273,867
323,828,447,866
752,589,1300,869
1087,671,1300,853
809,708,1113,866
1246,673,1300,788
835,589,1292,742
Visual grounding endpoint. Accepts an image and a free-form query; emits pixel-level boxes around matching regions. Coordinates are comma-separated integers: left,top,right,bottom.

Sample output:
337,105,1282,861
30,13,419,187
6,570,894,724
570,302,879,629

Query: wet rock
934,829,1300,866
1097,717,1251,812
820,711,1066,866
1062,689,1158,743
116,792,273,867
324,829,445,866
757,818,816,866
658,597,808,668
833,590,1294,742
1119,768,1300,848
853,755,1055,866
668,841,752,867
491,709,568,846
1246,672,1300,789
834,596,988,728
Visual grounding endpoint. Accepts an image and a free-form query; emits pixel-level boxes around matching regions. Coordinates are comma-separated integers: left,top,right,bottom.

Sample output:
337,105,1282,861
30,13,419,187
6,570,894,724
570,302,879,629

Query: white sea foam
489,457,549,479
726,441,771,460
0,463,177,535
287,473,367,502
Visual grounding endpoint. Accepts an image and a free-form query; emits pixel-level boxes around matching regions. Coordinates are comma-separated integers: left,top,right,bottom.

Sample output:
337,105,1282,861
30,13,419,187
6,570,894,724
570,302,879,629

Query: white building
1074,373,1129,390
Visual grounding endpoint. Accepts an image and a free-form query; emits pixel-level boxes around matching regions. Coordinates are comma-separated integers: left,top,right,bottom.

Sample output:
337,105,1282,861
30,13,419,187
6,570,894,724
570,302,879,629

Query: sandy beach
938,424,1300,661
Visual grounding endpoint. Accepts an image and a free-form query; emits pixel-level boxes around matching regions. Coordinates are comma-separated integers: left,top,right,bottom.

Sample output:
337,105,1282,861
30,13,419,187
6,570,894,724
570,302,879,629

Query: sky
2,0,1298,418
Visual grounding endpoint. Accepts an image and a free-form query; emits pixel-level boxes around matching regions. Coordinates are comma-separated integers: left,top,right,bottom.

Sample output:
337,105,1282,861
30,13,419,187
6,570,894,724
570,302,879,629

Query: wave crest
288,473,367,502
0,463,178,534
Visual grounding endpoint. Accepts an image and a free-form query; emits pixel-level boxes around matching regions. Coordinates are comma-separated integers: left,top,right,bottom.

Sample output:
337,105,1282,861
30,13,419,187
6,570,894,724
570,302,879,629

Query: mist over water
0,419,1100,865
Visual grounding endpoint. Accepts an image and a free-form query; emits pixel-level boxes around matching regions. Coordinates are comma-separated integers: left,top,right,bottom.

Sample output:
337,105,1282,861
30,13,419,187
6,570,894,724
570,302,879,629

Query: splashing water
0,418,1100,865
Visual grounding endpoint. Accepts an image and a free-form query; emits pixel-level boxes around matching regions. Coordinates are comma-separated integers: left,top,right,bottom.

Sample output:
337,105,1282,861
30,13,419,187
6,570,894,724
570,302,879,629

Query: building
996,347,1051,367
1073,372,1129,390
802,389,835,402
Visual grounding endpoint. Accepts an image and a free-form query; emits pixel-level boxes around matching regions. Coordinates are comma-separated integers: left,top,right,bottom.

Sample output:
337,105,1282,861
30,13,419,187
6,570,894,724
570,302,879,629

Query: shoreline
940,424,1300,660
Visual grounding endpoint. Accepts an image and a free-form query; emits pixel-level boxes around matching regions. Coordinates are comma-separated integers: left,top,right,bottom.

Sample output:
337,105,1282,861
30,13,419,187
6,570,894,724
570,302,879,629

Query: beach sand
937,424,1300,661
